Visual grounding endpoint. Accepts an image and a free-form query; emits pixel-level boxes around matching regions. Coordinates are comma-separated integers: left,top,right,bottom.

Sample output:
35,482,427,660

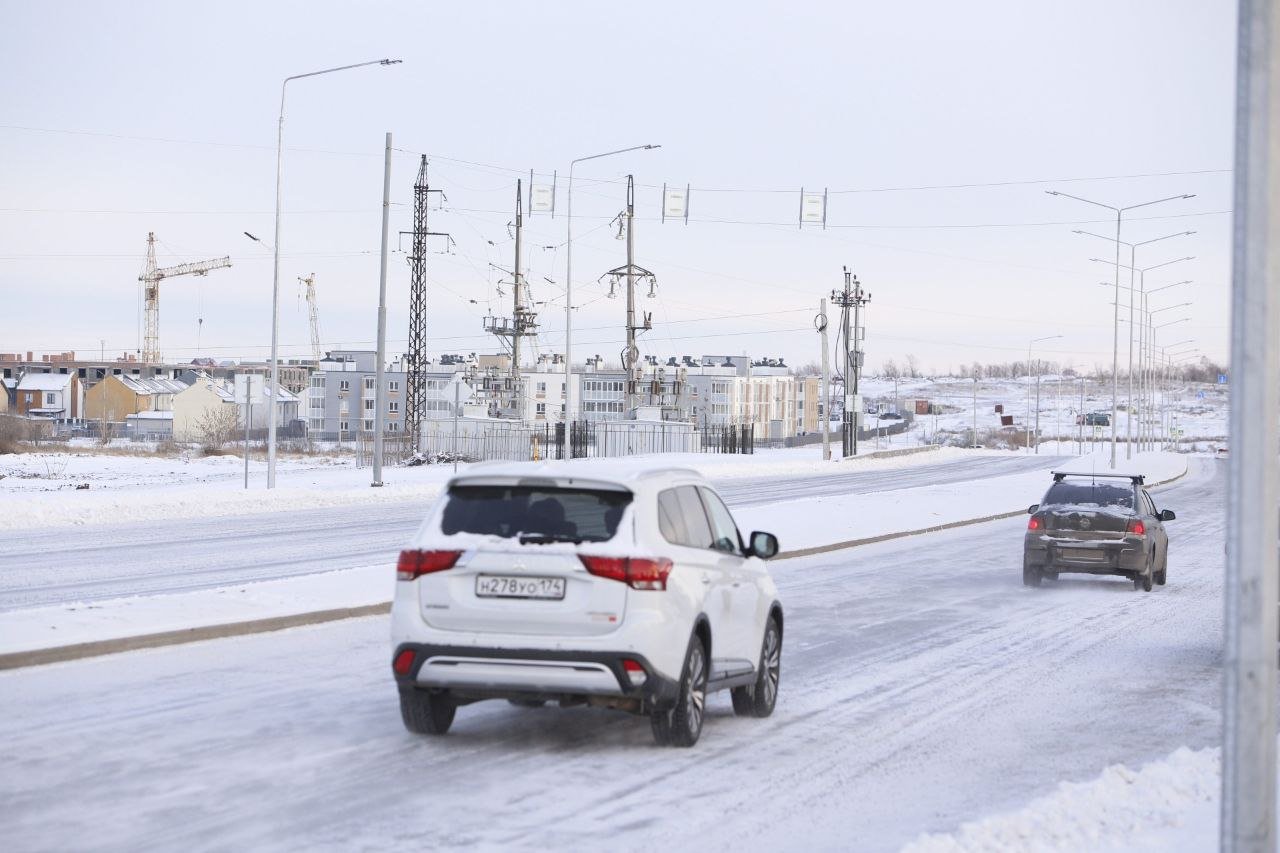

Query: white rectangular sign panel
663,186,688,219
800,192,826,222
530,184,555,213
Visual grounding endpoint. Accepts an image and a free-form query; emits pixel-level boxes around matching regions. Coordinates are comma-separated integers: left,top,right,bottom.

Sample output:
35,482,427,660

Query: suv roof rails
1052,470,1145,485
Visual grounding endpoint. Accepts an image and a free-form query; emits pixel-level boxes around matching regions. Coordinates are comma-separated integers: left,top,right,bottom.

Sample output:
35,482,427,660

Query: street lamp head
244,232,260,242
644,144,661,149
380,59,403,65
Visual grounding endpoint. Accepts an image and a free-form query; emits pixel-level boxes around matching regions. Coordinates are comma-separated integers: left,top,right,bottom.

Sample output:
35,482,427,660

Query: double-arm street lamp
1075,229,1194,458
265,58,401,489
563,145,661,422
1091,256,1193,457
1026,334,1062,453
1046,190,1194,468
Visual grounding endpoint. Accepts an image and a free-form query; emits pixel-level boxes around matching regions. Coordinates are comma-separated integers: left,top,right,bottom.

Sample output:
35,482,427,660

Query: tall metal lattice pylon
404,156,447,452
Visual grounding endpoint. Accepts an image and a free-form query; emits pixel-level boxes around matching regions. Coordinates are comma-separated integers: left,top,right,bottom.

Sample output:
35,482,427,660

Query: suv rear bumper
392,643,681,710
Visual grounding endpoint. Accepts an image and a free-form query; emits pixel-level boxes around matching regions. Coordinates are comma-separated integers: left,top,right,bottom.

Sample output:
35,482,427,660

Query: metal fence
403,419,760,464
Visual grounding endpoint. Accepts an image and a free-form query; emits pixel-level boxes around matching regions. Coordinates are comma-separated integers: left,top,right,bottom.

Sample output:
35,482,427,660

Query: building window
339,380,350,392
311,376,326,389
364,377,376,391
536,403,546,415
339,420,349,433
364,399,375,411
536,382,546,394
309,397,324,410
388,401,399,413
45,392,56,405
362,419,374,432
387,421,399,432
389,380,400,392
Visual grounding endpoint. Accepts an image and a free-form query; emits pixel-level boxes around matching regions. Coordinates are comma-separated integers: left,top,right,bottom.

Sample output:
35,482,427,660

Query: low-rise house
15,372,81,423
172,374,238,442
84,374,186,424
0,378,12,413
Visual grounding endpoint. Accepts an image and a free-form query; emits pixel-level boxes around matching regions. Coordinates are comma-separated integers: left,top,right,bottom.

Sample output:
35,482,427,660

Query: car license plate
475,575,566,600
1062,548,1103,561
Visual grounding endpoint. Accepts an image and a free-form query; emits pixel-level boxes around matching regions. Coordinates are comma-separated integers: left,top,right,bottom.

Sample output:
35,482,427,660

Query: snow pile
903,745,1220,853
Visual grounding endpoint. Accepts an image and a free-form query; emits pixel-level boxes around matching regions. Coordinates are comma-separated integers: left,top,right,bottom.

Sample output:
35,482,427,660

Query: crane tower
299,273,322,362
138,232,231,363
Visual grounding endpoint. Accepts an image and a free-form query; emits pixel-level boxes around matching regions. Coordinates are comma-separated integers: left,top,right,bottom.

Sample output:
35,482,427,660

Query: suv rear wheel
400,688,456,735
733,617,781,718
651,635,708,747
1022,566,1042,587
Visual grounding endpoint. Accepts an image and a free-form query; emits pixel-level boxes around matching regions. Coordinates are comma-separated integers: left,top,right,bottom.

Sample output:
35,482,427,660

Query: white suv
390,461,784,747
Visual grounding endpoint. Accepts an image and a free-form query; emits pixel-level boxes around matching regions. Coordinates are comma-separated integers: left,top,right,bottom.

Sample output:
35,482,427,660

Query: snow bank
903,744,1221,853
0,450,1186,658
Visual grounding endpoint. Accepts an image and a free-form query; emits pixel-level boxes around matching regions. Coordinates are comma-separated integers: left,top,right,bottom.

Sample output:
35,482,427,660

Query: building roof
17,373,72,391
126,411,175,420
117,376,188,395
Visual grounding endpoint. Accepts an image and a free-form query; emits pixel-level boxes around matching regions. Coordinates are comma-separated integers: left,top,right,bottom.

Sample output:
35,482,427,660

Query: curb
0,603,390,672
0,461,1190,671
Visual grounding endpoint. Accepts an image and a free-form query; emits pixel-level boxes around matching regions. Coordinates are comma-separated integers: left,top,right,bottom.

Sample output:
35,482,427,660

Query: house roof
126,411,174,420
17,373,72,391
117,376,188,395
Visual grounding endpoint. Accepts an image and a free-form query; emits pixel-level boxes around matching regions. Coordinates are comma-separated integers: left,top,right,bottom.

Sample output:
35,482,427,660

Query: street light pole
1047,190,1194,468
563,144,660,423
266,58,401,489
1025,335,1061,453
1092,256,1193,456
1075,230,1194,457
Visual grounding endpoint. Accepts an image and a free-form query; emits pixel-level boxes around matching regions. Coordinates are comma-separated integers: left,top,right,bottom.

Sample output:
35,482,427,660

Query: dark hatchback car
1023,472,1175,591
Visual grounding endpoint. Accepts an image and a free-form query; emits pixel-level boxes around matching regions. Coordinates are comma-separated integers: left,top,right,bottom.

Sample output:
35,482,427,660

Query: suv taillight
397,549,462,581
1027,516,1042,531
1126,519,1146,536
579,555,673,591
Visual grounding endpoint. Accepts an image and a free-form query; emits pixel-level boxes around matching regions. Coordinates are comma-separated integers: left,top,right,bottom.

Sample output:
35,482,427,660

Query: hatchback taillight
1027,517,1042,531
1127,519,1146,536
579,555,673,590
397,549,462,581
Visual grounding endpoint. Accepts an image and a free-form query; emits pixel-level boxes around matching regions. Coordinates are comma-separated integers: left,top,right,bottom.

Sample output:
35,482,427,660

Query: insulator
646,278,657,298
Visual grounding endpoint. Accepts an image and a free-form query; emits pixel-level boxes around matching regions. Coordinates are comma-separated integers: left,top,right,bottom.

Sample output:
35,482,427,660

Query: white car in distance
390,462,784,747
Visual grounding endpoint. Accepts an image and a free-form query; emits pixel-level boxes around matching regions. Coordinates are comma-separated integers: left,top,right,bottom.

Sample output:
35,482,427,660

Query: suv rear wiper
518,533,584,545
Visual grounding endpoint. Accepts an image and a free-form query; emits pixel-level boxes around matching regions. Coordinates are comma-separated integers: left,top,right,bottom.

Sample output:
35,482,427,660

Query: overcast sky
0,1,1235,374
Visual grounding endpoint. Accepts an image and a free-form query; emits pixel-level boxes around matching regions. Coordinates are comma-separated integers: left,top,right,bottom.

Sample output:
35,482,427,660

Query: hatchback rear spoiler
1051,471,1144,485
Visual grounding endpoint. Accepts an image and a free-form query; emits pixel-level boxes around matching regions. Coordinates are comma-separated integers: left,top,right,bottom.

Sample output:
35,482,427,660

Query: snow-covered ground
0,458,1223,851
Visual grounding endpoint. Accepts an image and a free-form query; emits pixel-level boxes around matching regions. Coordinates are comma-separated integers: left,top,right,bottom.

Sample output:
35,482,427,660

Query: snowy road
0,452,1066,609
1,459,1220,851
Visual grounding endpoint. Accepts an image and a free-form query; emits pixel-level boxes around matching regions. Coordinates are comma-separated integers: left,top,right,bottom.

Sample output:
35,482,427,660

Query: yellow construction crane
298,273,322,363
138,232,231,363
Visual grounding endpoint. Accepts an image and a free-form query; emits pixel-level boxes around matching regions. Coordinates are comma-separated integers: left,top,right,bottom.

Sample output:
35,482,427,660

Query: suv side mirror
749,531,779,560
1159,509,1176,522
1028,504,1039,514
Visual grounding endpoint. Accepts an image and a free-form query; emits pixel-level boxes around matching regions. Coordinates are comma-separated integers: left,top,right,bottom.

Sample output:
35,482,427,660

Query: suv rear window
1042,482,1134,510
441,485,631,542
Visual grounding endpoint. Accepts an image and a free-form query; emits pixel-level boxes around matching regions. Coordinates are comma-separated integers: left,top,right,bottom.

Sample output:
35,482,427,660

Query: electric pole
483,179,538,418
602,175,656,416
831,268,870,457
402,155,449,454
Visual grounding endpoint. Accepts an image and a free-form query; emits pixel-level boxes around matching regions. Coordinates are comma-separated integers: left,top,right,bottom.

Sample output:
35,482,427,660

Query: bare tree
882,358,900,380
905,353,920,379
195,406,240,453
971,361,984,380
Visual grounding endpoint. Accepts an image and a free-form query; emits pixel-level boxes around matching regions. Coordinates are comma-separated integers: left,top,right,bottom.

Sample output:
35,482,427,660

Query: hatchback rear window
1042,482,1134,510
441,485,631,542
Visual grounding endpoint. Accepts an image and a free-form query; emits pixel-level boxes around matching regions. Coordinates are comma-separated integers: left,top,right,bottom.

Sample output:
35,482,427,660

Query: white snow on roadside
0,450,1186,656
0,444,956,531
903,745,1221,853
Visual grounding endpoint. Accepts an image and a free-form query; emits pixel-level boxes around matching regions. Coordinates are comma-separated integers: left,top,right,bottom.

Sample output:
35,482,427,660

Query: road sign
1218,373,1228,384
